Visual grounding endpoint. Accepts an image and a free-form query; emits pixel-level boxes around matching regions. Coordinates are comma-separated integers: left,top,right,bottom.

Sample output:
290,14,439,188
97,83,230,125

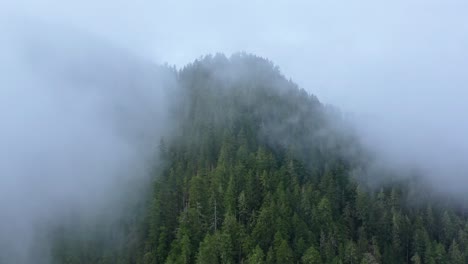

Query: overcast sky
2,1,468,262
3,0,468,190
4,1,466,109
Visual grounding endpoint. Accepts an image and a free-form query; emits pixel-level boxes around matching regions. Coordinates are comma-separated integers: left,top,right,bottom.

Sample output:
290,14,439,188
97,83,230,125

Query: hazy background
0,8,176,262
1,0,468,261
7,0,467,169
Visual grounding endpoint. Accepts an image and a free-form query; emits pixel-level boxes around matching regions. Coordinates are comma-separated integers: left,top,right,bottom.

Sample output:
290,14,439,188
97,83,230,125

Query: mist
0,13,177,263
142,0,468,196
1,0,468,262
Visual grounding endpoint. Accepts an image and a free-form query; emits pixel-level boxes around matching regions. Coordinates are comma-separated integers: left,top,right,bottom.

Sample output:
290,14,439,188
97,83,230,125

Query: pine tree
302,246,321,264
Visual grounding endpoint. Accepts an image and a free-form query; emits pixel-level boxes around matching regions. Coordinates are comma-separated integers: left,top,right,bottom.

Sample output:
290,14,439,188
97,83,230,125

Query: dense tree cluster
52,54,468,264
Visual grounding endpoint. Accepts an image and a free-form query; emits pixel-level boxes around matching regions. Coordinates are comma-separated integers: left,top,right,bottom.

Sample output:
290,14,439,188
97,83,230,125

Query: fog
0,11,176,263
1,0,468,262
145,0,467,195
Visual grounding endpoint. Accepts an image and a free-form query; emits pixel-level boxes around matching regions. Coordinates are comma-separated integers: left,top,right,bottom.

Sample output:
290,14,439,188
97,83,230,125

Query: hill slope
53,54,468,264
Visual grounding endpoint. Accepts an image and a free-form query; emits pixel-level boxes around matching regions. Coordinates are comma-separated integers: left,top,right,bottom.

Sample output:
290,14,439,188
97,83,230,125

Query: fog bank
0,19,176,263
1,0,468,261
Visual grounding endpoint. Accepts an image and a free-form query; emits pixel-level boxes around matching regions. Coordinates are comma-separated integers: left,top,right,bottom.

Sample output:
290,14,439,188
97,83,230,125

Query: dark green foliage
52,53,468,263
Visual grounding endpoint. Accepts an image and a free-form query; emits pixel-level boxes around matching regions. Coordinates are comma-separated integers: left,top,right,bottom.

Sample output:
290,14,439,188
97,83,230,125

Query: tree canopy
50,53,468,264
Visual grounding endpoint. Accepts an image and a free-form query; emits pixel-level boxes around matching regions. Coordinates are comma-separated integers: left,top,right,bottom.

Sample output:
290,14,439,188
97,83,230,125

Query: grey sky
2,0,468,186
1,3,468,262
5,1,467,107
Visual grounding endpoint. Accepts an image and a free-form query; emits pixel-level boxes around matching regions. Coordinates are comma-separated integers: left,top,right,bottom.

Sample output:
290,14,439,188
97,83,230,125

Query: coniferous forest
51,54,468,264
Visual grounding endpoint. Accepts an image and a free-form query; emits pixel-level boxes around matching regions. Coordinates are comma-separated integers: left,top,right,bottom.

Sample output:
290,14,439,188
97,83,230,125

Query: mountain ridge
50,53,468,264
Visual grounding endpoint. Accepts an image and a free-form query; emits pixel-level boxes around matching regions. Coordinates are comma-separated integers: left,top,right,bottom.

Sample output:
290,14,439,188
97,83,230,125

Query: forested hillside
53,54,468,264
